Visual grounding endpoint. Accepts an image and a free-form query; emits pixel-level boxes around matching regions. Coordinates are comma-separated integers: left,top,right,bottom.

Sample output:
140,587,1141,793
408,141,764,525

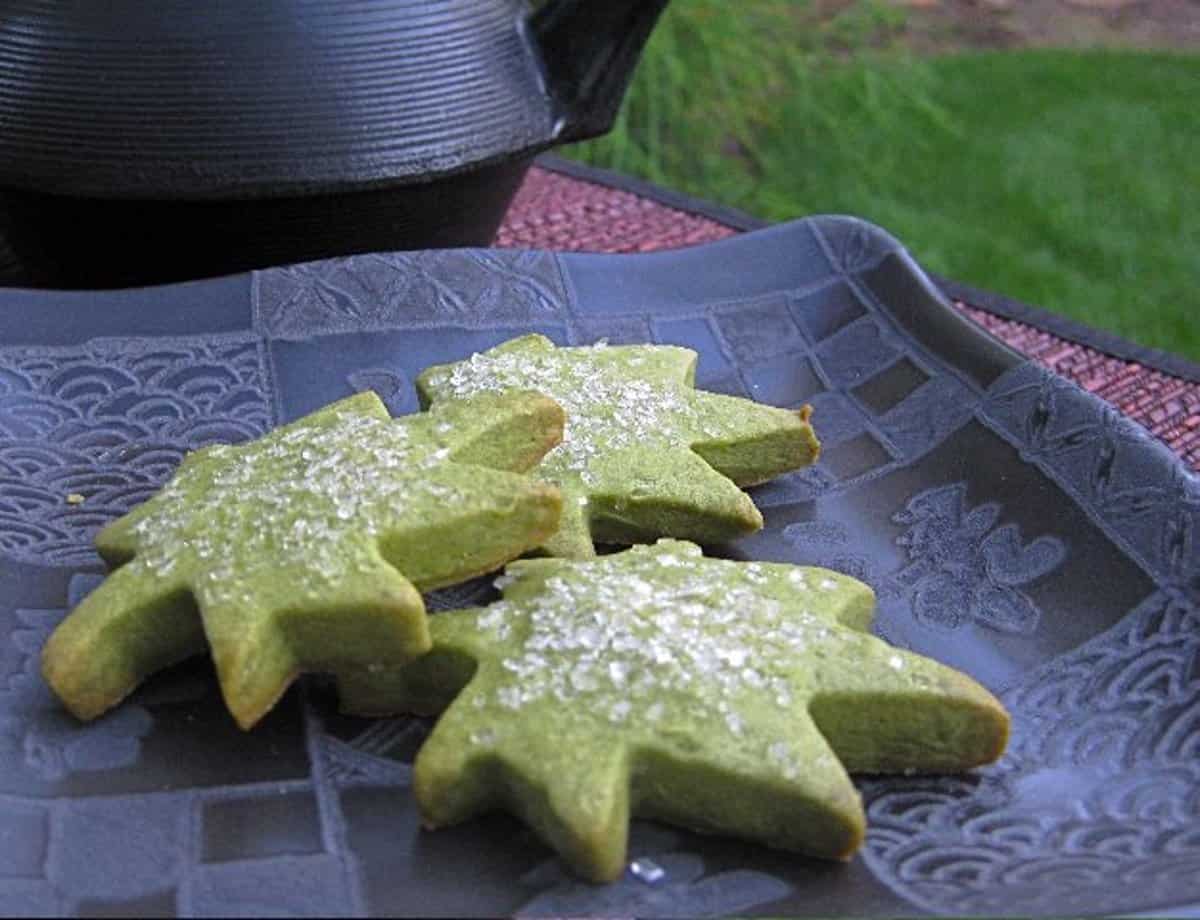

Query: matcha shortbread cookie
417,334,820,557
42,389,564,730
389,540,1009,881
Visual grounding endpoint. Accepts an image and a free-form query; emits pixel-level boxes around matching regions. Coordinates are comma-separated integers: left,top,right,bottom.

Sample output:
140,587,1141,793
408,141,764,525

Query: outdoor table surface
509,156,1200,474
0,154,1197,919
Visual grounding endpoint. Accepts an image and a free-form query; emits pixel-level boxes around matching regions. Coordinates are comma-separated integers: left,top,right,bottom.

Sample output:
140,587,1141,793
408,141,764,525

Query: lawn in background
565,2,1200,360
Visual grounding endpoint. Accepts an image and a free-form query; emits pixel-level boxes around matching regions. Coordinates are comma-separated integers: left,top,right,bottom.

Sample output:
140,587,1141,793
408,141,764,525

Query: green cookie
389,540,1009,882
417,334,820,557
42,389,564,730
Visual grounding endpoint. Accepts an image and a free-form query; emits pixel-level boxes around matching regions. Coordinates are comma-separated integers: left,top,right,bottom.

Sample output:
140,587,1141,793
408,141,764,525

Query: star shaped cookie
417,335,820,557
387,540,1010,881
42,389,564,729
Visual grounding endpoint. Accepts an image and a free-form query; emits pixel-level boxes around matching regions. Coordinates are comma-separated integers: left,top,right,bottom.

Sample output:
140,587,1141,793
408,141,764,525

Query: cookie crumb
65,493,85,505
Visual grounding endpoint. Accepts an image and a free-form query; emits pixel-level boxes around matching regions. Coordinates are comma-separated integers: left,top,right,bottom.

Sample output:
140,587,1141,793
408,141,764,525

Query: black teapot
0,0,668,289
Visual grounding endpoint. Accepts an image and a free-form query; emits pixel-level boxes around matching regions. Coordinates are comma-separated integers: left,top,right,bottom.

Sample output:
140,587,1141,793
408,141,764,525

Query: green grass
567,5,1200,360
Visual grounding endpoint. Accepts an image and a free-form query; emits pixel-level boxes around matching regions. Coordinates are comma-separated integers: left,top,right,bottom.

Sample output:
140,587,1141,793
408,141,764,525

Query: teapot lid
0,0,560,200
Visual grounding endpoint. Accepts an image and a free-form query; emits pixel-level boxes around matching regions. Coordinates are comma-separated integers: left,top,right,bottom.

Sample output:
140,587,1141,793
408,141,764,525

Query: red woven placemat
496,164,738,254
498,164,1200,471
960,306,1200,470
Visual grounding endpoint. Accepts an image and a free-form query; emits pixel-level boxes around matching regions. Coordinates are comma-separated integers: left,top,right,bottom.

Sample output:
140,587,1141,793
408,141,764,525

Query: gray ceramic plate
1,217,1197,917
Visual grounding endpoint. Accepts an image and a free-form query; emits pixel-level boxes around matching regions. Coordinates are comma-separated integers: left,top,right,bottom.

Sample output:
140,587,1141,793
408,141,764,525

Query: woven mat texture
499,165,1200,471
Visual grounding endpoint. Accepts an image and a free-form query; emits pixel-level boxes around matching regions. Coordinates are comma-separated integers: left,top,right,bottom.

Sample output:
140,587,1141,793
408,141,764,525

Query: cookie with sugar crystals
42,389,564,730
416,334,820,557
387,540,1009,881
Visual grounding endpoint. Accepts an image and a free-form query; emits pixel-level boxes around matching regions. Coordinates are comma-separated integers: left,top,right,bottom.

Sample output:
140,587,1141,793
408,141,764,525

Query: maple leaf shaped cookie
416,334,820,557
41,389,564,730
386,540,1009,882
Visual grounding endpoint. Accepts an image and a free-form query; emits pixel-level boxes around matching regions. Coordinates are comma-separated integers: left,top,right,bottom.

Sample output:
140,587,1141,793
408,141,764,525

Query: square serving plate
0,217,1196,918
